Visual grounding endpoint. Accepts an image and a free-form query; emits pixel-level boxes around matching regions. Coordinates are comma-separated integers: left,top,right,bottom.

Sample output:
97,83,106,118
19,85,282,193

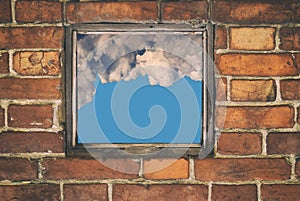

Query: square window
65,24,214,158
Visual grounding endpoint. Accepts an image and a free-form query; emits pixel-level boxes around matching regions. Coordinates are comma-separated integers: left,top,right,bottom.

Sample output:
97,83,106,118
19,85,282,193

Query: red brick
0,132,63,153
212,185,257,201
261,184,300,201
67,2,157,23
162,2,208,21
8,105,53,128
0,107,4,127
215,25,227,49
216,54,299,76
212,1,300,24
0,158,37,181
217,133,262,155
0,185,60,200
230,27,275,50
280,27,300,51
16,1,62,23
216,77,227,101
0,52,9,74
280,79,300,100
13,51,60,76
0,27,63,49
216,106,294,129
0,78,61,99
144,158,188,179
231,79,276,102
43,158,139,179
64,184,107,201
267,133,300,155
0,0,11,23
113,184,208,201
195,158,290,181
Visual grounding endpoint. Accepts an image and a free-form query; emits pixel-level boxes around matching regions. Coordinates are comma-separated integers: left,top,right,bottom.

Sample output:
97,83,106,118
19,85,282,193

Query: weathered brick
215,25,227,49
67,2,157,23
261,185,300,201
0,158,37,181
216,77,227,101
212,1,300,24
8,105,53,128
280,27,300,51
0,52,9,74
13,51,60,76
216,54,299,76
267,133,300,155
113,184,208,201
296,159,300,179
298,107,300,124
0,78,61,99
0,132,63,153
0,27,63,49
0,0,11,23
230,27,275,50
144,158,188,179
43,158,139,179
195,158,290,181
64,184,107,201
0,185,60,200
212,185,257,201
216,106,294,129
280,79,300,100
231,79,276,102
16,1,62,23
0,107,4,127
217,133,262,155
162,2,208,21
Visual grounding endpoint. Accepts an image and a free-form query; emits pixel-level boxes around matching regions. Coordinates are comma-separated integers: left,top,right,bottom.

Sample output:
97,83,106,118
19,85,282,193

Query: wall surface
0,0,299,200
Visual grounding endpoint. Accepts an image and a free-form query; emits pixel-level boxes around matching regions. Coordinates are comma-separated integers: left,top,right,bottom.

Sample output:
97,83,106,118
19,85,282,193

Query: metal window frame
65,23,215,159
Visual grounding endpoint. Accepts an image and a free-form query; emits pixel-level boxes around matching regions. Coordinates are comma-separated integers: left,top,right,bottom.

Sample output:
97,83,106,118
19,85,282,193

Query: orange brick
267,133,300,155
230,27,275,50
280,27,300,51
261,185,300,201
67,2,157,23
216,77,227,101
13,51,60,76
216,106,294,129
231,79,276,102
216,54,299,76
64,184,107,201
212,185,257,201
217,133,262,155
0,52,9,74
144,158,188,179
215,25,227,49
280,79,300,100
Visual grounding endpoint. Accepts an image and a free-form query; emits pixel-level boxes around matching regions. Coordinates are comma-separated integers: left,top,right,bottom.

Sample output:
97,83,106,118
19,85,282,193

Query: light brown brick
230,27,275,50
212,185,257,201
16,1,62,23
0,107,4,127
0,78,61,99
144,158,188,179
280,27,300,51
215,25,227,49
113,184,208,201
43,158,139,179
8,105,53,128
0,27,63,49
261,185,300,201
267,133,300,155
0,185,60,200
0,0,11,23
280,79,300,100
0,158,37,181
217,133,262,155
216,54,299,76
67,2,157,23
216,77,227,101
162,2,208,21
195,158,290,181
216,106,294,129
64,184,107,201
13,51,60,76
0,52,9,74
0,132,63,153
231,79,276,102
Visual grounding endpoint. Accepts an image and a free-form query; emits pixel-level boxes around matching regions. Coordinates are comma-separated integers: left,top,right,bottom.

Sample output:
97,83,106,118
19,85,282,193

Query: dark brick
267,133,300,155
0,0,12,23
212,185,257,201
215,25,227,49
0,107,4,127
0,52,9,74
280,79,300,100
280,27,300,51
261,184,300,201
296,159,300,179
216,77,227,101
64,184,107,201
298,106,300,124
113,184,208,201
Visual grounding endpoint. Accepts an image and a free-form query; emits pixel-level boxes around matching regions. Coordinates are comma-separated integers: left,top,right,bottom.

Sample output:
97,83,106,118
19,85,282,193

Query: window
65,24,214,158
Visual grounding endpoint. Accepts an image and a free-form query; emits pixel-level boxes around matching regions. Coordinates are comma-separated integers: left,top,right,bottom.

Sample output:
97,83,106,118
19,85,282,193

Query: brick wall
0,0,299,200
